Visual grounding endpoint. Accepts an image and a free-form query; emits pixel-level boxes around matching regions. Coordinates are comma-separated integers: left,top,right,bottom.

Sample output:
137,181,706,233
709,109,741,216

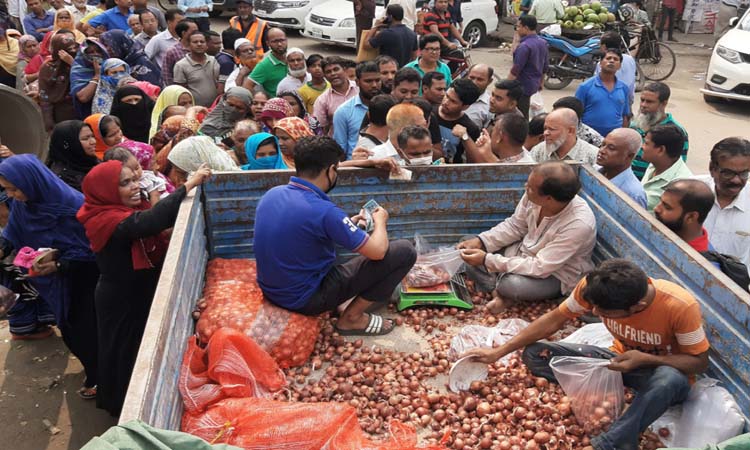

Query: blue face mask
102,71,127,85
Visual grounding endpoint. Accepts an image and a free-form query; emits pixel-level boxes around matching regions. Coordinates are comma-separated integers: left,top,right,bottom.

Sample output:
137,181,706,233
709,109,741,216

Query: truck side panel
121,165,750,430
120,191,209,428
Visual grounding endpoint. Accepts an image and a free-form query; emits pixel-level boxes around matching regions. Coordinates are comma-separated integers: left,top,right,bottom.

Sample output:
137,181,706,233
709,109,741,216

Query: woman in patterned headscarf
273,117,313,169
258,97,293,133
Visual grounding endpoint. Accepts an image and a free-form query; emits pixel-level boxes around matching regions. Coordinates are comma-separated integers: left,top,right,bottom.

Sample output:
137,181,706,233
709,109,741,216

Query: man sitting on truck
654,179,716,253
254,136,416,336
458,161,597,313
463,258,710,450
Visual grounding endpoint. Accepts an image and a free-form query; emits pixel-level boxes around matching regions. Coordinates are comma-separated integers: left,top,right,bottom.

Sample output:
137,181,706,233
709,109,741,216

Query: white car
302,0,499,48
253,0,327,30
701,9,750,103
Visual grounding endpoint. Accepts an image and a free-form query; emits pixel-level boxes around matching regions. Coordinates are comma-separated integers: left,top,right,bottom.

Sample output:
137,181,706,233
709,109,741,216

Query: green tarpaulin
80,420,243,450
668,433,750,450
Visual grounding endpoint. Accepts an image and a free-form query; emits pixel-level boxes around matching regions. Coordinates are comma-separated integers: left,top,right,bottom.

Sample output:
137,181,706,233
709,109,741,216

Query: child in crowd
104,144,169,205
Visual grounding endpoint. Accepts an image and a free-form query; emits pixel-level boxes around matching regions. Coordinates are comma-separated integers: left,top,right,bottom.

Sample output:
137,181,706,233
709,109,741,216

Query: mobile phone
362,199,380,233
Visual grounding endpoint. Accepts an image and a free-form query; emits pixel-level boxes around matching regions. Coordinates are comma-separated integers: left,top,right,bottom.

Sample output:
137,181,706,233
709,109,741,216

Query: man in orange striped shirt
463,259,709,450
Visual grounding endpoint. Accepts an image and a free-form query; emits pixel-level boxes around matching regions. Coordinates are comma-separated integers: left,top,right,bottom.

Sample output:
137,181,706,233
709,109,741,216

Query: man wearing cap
276,48,311,94
225,38,258,89
229,0,269,57
243,27,288,96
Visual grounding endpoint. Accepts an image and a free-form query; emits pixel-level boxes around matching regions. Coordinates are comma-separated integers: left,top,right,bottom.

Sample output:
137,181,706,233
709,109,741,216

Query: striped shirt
422,8,452,39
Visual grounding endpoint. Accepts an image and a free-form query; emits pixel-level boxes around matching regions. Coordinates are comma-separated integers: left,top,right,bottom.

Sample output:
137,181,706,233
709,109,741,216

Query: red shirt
687,228,710,253
422,8,452,38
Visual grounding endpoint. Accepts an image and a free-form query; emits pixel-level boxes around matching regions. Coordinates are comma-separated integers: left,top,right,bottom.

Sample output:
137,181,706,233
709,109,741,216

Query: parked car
701,8,750,103
253,0,328,30
302,0,499,48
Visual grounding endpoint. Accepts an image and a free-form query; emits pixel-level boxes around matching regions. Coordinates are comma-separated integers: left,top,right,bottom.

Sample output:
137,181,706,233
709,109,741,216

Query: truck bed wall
120,164,750,431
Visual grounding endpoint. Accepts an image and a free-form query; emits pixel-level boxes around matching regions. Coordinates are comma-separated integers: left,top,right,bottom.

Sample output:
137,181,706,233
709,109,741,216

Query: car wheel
703,94,722,104
463,20,486,47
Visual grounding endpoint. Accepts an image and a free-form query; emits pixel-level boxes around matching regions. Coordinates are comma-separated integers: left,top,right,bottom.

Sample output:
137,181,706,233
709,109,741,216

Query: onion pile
202,271,662,449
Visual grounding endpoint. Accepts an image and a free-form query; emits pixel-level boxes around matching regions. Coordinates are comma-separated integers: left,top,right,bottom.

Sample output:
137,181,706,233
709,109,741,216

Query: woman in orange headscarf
40,9,86,58
84,114,124,159
272,117,313,169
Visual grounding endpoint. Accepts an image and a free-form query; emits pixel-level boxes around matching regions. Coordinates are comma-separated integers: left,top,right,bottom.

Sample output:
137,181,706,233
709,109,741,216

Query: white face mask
408,156,433,166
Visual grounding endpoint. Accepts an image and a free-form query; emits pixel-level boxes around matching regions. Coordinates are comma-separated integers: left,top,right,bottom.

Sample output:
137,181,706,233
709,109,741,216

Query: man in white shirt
458,161,596,313
464,63,493,130
275,47,311,94
356,102,426,162
530,108,599,165
695,137,750,273
467,112,534,163
528,0,564,27
145,9,185,69
375,0,416,29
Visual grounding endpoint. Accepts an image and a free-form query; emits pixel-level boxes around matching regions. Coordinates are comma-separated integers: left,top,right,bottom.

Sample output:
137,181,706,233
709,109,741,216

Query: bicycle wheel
638,41,676,81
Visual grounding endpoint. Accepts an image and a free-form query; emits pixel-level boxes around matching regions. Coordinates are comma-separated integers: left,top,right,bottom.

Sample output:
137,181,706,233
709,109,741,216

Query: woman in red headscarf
77,160,210,416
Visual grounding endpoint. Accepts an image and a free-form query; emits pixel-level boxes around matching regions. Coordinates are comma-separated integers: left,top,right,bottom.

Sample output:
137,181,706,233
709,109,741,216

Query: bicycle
620,22,676,81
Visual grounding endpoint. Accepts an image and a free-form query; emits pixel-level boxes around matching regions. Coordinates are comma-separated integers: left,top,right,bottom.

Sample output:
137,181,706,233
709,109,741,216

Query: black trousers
194,17,211,32
658,7,677,39
295,239,417,315
517,93,531,119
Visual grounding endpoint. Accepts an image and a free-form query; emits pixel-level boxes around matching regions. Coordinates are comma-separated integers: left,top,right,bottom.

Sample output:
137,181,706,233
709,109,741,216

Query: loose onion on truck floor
189,262,664,449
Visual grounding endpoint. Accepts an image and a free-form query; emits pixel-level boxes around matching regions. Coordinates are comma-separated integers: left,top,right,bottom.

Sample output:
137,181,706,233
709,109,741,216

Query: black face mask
325,166,338,194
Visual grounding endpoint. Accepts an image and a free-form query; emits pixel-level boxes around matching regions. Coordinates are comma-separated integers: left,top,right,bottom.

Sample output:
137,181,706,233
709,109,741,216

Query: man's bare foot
486,297,509,314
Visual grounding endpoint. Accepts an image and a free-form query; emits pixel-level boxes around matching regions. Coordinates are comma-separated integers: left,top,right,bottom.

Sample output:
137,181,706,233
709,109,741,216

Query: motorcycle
540,32,602,90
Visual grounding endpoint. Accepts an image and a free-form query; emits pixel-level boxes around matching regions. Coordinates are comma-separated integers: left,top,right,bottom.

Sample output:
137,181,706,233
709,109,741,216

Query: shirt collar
722,183,750,212
647,158,689,183
289,176,329,201
265,53,283,65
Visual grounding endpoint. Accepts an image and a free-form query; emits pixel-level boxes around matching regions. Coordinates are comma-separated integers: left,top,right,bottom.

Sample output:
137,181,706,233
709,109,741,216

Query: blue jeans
522,341,691,450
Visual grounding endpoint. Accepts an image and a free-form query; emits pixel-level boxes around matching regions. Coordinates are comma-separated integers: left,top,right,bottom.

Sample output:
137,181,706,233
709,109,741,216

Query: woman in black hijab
46,120,100,191
109,85,155,144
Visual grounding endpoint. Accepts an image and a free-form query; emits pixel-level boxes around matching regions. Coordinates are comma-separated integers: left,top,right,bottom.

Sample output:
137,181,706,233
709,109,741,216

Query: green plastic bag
80,420,243,450
668,433,750,450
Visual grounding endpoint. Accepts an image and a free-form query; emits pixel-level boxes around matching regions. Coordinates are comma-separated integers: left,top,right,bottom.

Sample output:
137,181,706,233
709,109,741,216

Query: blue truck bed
119,163,750,433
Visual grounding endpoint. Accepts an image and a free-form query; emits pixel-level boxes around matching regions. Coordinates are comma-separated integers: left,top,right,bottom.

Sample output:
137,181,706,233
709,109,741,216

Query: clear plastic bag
673,378,744,447
561,323,615,348
448,318,529,362
550,356,625,435
404,235,465,288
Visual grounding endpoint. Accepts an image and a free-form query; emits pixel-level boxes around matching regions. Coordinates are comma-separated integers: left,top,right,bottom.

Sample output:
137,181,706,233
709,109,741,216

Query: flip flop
335,313,395,336
77,385,97,400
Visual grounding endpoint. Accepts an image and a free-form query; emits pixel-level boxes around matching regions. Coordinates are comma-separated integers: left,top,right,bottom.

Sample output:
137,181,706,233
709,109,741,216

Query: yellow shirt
298,80,330,115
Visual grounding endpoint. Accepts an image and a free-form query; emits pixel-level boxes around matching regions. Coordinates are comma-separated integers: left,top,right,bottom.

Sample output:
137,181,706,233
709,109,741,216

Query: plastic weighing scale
396,272,474,311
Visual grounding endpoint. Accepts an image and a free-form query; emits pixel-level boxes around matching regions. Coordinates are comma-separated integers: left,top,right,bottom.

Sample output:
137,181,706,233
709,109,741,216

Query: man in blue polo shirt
254,136,416,336
576,49,631,138
88,0,132,32
333,61,382,159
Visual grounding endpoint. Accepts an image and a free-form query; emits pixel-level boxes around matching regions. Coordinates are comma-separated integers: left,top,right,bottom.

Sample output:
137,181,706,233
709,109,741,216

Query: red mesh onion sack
195,258,321,368
178,327,286,414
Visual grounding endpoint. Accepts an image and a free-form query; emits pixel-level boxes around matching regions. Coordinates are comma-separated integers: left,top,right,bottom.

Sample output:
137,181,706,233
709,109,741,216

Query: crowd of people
0,0,749,448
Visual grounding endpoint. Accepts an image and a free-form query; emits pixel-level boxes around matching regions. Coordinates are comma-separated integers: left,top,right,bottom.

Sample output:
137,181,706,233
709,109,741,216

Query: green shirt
631,113,689,180
248,53,287,97
404,58,452,94
641,158,693,211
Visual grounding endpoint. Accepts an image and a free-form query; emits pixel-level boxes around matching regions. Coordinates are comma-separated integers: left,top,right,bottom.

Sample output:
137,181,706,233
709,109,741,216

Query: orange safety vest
229,16,267,58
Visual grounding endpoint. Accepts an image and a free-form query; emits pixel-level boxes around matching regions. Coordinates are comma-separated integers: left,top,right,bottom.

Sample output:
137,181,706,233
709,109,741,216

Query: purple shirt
511,34,549,96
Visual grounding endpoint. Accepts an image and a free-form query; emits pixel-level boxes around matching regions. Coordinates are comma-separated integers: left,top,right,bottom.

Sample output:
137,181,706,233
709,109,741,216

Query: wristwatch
461,133,469,141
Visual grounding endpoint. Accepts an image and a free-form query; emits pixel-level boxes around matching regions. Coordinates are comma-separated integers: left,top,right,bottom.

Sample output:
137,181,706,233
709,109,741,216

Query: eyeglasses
718,168,750,181
424,47,441,53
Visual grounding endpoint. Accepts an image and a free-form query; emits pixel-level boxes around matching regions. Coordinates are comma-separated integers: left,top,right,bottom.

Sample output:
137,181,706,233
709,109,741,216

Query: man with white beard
276,48,311,95
529,108,599,165
630,82,689,180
